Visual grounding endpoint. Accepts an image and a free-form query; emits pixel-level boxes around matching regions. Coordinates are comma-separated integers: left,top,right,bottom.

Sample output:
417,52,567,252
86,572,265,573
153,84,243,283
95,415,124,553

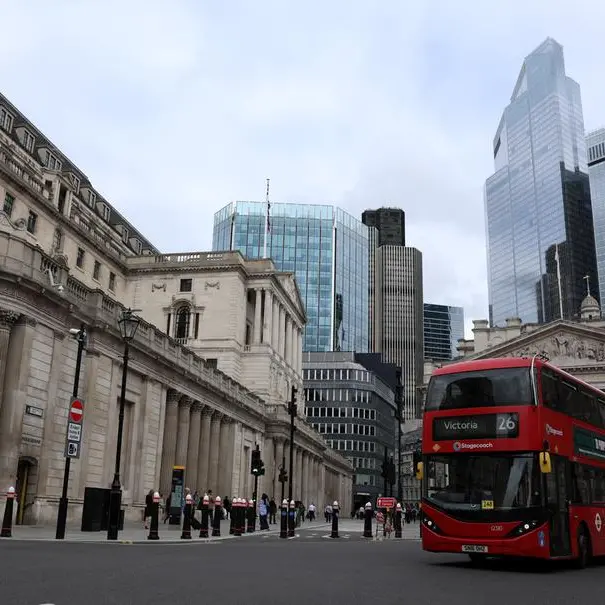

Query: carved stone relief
0,212,26,231
505,331,605,362
151,283,166,292
205,281,220,291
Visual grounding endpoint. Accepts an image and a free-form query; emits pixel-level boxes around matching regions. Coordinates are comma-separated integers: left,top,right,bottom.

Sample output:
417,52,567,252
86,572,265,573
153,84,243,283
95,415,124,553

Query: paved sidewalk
0,518,281,544
291,518,422,540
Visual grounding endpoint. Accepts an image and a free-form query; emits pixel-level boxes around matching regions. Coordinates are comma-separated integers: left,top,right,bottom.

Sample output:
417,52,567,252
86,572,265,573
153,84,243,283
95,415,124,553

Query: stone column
222,418,236,497
304,453,311,504
253,288,262,344
217,416,232,497
197,406,213,492
285,317,292,367
262,436,275,498
0,310,18,411
208,411,223,494
272,298,279,351
175,396,192,472
278,306,285,358
186,402,202,491
263,290,273,346
296,448,303,500
273,437,285,500
295,329,302,374
160,391,180,496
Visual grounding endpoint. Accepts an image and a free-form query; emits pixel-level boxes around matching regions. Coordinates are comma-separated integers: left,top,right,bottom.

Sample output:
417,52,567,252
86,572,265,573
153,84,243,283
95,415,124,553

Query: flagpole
555,243,564,319
263,178,270,258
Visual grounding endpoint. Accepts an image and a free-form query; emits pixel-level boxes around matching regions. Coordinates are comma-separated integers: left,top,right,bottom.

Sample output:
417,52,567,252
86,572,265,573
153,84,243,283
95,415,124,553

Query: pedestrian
308,503,316,522
223,496,231,519
269,498,277,524
144,489,154,529
207,489,214,525
163,493,171,523
259,493,270,530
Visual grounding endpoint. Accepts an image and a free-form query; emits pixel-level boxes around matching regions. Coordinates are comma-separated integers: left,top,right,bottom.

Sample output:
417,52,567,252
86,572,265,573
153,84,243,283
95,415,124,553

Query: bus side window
541,370,560,411
599,398,605,429
572,464,591,504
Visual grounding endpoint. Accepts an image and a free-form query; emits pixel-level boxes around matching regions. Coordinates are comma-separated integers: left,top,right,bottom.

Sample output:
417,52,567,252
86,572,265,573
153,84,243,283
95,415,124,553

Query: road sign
65,397,84,459
69,399,84,423
377,497,396,509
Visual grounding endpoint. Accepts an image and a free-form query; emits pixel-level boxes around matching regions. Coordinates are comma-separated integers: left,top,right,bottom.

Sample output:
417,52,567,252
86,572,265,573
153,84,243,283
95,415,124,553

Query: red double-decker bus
420,356,605,567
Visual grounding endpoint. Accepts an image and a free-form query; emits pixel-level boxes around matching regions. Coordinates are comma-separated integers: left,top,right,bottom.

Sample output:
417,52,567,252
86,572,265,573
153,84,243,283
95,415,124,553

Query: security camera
68,328,81,336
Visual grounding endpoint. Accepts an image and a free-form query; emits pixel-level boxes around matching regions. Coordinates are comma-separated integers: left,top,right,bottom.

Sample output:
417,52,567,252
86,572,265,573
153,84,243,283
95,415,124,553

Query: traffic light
387,456,396,486
413,450,423,480
380,459,388,479
278,466,288,484
289,386,298,416
251,447,261,476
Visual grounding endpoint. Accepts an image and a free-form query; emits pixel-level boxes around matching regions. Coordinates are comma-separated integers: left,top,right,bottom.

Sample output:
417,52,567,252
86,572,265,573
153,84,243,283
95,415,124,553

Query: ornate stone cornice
211,410,224,421
190,401,203,414
179,395,193,408
201,405,214,417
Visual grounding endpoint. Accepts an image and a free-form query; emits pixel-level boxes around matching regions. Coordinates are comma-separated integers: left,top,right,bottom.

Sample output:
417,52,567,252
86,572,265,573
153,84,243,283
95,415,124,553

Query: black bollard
331,501,340,539
181,494,193,539
394,504,403,538
247,500,255,533
232,498,241,536
287,500,296,537
1,487,15,538
211,497,222,537
279,498,288,539
230,498,236,535
362,503,372,536
199,495,210,538
147,491,160,540
239,499,246,535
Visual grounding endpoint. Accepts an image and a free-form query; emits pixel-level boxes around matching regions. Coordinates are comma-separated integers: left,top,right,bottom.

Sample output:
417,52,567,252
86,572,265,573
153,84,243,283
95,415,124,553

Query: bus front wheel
575,527,591,569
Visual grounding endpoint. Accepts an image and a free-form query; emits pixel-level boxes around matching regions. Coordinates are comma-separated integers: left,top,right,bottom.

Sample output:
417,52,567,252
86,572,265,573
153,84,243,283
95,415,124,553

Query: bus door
545,455,571,557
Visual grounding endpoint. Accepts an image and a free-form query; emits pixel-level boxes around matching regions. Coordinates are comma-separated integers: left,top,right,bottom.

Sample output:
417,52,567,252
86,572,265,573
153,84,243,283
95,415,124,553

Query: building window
76,247,85,268
0,107,13,132
3,192,14,217
206,358,218,369
26,211,37,234
22,129,35,152
93,260,101,281
108,272,116,291
45,151,62,171
175,306,191,339
52,228,62,251
180,278,193,292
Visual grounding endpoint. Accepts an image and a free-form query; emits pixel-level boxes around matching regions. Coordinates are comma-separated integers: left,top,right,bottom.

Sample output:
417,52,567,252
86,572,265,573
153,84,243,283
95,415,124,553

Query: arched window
175,306,191,339
52,228,62,251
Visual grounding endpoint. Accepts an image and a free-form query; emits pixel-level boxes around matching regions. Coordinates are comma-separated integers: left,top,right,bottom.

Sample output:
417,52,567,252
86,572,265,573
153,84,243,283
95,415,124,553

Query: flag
267,200,271,233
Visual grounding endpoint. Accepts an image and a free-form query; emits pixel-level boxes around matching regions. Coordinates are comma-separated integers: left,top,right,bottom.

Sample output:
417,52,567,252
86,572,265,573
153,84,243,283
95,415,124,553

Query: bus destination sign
433,413,520,441
574,427,605,461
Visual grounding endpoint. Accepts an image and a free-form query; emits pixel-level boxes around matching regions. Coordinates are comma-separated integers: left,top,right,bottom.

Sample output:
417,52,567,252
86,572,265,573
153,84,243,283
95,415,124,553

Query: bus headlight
506,520,541,538
422,513,444,535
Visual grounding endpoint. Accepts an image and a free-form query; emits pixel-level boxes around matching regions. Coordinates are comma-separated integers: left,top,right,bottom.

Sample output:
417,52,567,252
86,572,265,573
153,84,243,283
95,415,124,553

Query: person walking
259,494,270,530
269,498,277,524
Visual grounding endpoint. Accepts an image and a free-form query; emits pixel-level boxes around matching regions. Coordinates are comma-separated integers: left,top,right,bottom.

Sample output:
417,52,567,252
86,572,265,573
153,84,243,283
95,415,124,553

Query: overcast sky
3,0,605,337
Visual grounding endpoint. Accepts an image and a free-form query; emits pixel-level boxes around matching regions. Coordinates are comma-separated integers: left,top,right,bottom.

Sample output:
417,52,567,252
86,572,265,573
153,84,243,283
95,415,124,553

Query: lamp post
288,386,297,503
107,308,141,540
55,325,87,540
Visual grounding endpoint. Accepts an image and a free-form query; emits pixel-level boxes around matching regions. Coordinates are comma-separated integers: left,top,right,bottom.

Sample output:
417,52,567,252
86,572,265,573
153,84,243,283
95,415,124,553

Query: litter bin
81,487,110,532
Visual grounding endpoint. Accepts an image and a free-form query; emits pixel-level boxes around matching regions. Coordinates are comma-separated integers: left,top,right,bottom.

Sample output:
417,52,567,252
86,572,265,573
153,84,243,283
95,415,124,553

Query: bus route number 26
496,414,518,435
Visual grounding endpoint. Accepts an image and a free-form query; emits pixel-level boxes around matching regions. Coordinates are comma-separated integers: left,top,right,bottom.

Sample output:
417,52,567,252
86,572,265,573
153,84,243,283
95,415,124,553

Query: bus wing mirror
416,462,424,480
539,452,552,474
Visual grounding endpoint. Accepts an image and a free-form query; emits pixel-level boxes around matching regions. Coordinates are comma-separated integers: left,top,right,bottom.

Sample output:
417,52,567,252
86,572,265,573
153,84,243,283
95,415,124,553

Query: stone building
0,92,352,525
423,291,605,391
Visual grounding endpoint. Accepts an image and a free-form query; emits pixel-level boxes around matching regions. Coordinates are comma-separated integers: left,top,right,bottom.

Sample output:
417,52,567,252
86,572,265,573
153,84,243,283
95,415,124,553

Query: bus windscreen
425,367,534,411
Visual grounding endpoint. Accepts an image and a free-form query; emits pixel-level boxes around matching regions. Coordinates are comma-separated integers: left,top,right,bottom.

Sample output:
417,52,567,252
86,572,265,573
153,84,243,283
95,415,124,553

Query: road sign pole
55,326,86,540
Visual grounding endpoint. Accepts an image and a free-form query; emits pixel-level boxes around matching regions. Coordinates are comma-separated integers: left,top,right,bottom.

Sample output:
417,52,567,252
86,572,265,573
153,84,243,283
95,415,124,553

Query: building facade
588,128,605,307
302,352,397,509
213,201,370,353
361,208,405,247
485,38,599,327
373,245,423,420
424,303,465,361
400,425,422,504
0,94,352,523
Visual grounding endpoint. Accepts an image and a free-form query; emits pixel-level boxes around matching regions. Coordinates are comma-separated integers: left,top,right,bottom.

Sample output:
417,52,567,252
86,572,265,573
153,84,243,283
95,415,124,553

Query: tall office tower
374,246,423,420
213,202,371,353
423,303,465,361
361,208,405,246
485,38,599,326
362,208,405,350
587,129,605,308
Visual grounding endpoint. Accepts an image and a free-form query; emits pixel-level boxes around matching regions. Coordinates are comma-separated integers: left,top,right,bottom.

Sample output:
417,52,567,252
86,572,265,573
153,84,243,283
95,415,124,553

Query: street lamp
55,325,87,540
107,308,141,540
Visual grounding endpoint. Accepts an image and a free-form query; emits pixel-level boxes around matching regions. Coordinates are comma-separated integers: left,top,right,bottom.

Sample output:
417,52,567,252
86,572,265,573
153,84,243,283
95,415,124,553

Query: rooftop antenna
263,178,271,259
584,274,591,297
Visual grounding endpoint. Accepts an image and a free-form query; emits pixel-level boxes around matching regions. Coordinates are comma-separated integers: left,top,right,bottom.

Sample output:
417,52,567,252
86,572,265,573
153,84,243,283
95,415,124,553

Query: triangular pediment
472,320,605,367
277,274,306,322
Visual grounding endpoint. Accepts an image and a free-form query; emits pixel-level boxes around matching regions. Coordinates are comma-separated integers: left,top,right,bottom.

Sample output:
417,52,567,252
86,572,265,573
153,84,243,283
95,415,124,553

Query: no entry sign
70,399,84,424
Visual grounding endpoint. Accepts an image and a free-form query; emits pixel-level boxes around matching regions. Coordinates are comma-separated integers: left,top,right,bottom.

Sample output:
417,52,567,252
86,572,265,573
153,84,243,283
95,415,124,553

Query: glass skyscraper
485,38,599,326
213,202,370,353
587,129,605,305
423,303,465,361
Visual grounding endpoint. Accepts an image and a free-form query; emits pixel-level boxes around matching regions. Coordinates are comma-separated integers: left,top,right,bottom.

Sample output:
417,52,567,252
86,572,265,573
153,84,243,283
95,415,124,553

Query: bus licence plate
461,545,488,553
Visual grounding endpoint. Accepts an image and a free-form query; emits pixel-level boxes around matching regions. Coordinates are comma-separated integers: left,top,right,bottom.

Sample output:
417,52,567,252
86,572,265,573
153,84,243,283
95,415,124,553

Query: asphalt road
0,537,602,605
